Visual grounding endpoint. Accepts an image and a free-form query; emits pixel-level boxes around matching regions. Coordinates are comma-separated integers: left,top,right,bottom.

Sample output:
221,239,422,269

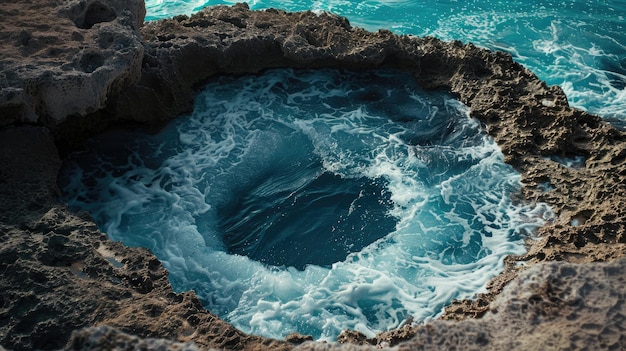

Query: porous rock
297,258,626,350
129,3,626,309
66,325,202,351
0,126,291,350
1,2,626,351
0,0,145,126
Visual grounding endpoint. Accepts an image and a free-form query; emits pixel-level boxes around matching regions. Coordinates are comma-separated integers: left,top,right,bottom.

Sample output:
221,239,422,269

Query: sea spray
60,69,552,340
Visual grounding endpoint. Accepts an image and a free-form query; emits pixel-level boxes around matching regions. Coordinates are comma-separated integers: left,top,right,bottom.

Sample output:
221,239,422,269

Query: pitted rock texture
0,127,291,350
297,258,626,350
67,253,626,351
124,3,626,317
1,2,626,351
0,0,145,126
427,257,626,351
66,326,201,351
0,126,61,225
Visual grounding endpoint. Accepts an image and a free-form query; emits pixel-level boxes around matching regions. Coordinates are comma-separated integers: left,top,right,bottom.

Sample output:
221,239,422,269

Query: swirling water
61,69,551,340
61,0,625,341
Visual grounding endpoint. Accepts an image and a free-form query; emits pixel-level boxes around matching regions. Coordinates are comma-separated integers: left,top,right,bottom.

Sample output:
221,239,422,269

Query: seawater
60,69,552,340
145,0,626,126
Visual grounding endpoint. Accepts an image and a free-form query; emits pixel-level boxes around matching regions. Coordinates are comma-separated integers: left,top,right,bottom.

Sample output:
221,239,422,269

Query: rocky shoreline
1,1,625,350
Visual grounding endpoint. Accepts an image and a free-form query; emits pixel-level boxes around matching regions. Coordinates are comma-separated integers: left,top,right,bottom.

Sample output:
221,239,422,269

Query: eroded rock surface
299,258,626,350
67,325,201,351
124,0,626,322
0,0,145,126
0,127,291,350
1,2,625,351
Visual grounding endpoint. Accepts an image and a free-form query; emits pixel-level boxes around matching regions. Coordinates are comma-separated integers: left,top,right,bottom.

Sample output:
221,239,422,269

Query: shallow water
145,0,626,126
60,69,552,340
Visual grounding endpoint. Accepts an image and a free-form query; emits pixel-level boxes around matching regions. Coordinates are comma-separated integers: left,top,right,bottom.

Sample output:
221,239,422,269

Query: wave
144,0,626,126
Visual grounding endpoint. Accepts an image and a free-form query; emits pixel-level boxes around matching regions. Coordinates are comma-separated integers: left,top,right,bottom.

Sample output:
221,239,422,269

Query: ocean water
61,0,625,341
60,69,551,340
145,0,626,127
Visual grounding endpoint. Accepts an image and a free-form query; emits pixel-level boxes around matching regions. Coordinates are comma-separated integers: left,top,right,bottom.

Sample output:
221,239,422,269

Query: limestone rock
0,0,145,127
295,259,626,350
112,4,407,124
0,126,290,350
123,3,626,270
66,326,202,351
0,126,60,225
401,258,626,351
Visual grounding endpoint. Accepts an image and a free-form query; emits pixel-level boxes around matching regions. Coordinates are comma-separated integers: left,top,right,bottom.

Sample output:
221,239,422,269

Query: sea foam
60,69,552,340
144,0,626,127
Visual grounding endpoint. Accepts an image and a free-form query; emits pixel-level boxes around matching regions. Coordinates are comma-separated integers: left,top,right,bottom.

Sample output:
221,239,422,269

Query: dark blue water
62,0,626,340
218,168,396,270
60,69,552,340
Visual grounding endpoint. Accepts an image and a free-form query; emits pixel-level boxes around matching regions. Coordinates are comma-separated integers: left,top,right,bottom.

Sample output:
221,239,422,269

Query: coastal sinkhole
59,68,552,341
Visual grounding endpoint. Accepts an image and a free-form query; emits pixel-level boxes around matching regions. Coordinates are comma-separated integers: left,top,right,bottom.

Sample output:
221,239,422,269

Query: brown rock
285,333,314,345
0,126,60,225
0,0,145,127
337,330,370,346
0,128,290,350
295,259,626,350
66,325,201,350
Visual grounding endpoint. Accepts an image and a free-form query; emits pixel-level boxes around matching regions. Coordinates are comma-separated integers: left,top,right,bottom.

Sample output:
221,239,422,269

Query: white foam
144,0,625,124
61,69,553,341
426,8,626,123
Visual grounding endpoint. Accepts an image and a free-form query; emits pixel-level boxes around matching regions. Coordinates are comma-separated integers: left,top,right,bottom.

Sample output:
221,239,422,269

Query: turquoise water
60,69,551,340
61,0,625,341
145,0,626,126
